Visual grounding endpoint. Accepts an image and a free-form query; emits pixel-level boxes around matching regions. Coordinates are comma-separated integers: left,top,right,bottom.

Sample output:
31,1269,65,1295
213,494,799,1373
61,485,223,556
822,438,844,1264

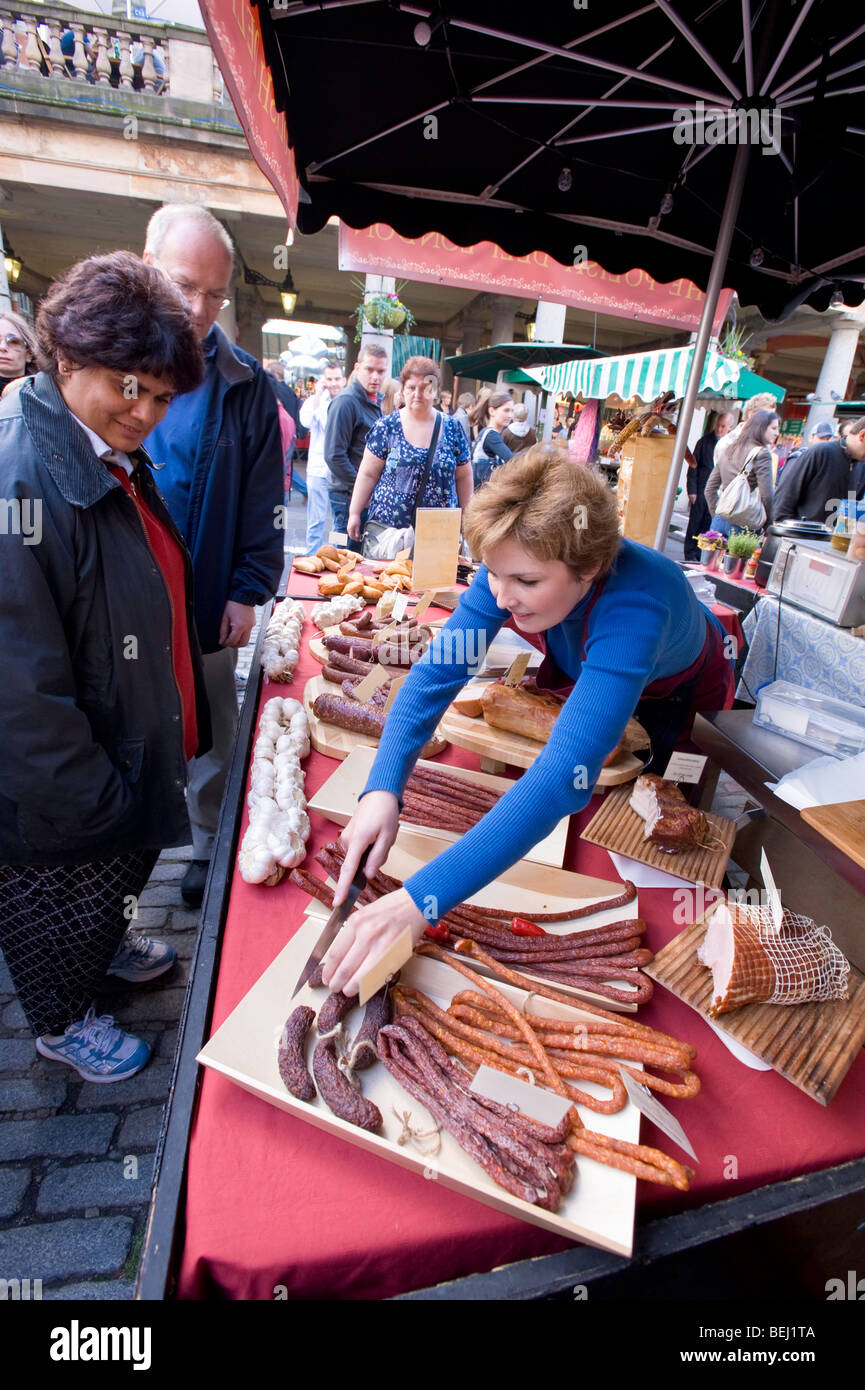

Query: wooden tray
581,785,736,888
646,919,865,1105
303,825,640,1011
439,704,649,784
303,675,447,762
801,800,865,872
197,917,640,1255
308,744,570,868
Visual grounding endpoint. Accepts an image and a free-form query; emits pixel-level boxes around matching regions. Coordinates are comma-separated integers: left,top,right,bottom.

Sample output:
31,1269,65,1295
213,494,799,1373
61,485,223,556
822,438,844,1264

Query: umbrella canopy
208,0,865,319
444,341,605,383
533,347,785,403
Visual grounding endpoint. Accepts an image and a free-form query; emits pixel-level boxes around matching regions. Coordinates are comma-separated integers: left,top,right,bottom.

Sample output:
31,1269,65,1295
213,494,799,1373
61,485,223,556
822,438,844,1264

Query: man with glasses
143,204,284,907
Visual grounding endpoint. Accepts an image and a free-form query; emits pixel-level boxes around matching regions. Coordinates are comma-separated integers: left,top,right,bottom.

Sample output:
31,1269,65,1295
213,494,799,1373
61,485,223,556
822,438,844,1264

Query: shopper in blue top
324,446,734,997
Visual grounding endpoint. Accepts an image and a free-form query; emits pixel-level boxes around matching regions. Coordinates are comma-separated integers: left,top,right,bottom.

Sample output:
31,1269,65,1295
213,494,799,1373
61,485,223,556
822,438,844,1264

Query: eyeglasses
0,333,25,348
168,276,231,310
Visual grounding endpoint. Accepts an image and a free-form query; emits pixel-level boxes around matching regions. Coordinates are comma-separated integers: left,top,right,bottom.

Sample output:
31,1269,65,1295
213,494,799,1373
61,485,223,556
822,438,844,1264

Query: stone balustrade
0,2,226,103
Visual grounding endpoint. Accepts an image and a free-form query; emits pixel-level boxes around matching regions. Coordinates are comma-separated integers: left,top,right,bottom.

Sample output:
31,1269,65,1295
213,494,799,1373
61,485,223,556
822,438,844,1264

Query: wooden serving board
439,704,648,785
801,800,865,872
307,744,569,869
303,825,641,1011
581,784,736,888
198,917,640,1255
303,675,447,762
646,920,865,1105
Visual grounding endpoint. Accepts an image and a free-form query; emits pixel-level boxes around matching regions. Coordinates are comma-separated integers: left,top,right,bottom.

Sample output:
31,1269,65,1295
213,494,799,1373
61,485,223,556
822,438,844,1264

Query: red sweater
109,465,198,761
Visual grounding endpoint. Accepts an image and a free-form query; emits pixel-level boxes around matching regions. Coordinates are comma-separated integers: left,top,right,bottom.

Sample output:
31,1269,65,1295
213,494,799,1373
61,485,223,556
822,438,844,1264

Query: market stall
138,561,865,1301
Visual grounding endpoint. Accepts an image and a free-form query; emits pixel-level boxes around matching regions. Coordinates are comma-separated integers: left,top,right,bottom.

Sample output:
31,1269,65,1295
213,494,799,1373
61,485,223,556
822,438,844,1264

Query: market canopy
444,342,605,384
530,347,785,405
202,0,865,319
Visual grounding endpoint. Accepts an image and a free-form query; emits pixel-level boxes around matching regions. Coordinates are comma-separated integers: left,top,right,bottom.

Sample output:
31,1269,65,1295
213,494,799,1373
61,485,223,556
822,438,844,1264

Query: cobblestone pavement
0,489,311,1301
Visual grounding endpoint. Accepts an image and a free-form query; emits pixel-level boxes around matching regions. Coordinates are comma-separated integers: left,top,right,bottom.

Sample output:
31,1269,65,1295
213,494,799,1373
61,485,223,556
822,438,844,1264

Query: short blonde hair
743,391,778,420
463,443,620,579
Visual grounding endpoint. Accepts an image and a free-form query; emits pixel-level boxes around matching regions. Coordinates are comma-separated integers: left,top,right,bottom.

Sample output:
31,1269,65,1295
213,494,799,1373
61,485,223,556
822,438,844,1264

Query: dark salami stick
324,651,377,676
317,990,354,1035
312,693,385,737
277,1006,316,1101
348,985,393,1070
312,1037,382,1132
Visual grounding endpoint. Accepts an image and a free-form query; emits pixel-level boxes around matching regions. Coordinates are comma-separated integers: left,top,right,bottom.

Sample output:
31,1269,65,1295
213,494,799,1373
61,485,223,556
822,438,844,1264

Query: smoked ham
698,900,850,1016
629,773,706,853
478,681,564,743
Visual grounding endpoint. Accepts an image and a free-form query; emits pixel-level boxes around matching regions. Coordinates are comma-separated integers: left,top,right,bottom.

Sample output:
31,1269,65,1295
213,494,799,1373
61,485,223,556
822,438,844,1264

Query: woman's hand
331,790,400,908
322,888,428,996
347,510,363,541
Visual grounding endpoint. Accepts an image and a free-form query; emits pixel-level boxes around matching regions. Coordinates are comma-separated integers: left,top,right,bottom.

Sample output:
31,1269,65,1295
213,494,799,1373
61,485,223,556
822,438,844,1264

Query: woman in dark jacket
0,251,208,1081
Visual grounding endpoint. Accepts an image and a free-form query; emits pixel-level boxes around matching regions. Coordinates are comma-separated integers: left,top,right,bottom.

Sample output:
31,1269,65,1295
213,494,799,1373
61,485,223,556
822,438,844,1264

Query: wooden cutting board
303,675,447,762
439,705,648,785
646,920,865,1105
580,785,736,888
800,800,865,872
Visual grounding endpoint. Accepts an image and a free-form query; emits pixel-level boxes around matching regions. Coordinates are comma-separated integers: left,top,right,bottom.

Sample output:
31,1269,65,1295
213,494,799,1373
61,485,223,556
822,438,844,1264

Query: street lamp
4,239,21,282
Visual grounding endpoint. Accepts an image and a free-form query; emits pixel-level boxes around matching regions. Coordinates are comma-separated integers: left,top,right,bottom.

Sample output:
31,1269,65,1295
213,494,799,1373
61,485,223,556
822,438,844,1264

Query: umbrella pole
653,142,751,550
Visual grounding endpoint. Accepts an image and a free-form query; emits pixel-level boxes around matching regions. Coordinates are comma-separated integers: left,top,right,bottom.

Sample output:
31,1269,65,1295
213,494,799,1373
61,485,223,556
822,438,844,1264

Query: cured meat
312,693,385,737
698,899,850,1016
479,681,563,743
629,774,706,853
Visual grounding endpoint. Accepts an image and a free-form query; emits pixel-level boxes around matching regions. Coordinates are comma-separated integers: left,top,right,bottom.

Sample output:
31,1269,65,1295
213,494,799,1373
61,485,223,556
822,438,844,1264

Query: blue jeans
709,514,746,539
305,474,331,554
328,492,367,554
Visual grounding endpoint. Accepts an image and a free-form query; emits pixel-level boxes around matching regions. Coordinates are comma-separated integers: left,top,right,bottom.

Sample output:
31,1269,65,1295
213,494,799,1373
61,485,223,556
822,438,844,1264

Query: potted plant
723,529,761,578
695,530,726,570
352,279,416,341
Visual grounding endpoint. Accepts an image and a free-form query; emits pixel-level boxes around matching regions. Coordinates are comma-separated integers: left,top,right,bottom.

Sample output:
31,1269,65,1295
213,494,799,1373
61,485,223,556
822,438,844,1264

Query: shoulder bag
363,412,443,560
715,446,767,530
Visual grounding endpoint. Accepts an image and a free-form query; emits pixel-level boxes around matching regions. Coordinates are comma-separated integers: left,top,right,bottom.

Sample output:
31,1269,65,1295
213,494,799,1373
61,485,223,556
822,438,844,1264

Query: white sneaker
36,1009,151,1082
106,933,177,983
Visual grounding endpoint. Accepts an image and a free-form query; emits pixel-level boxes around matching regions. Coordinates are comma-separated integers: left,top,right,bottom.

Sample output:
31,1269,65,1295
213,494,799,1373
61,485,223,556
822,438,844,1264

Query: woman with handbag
469,391,513,488
704,409,778,537
347,355,472,559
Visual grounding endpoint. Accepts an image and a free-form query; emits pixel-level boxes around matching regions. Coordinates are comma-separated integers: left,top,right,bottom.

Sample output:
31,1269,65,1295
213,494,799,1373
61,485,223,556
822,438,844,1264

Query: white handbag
715,448,766,530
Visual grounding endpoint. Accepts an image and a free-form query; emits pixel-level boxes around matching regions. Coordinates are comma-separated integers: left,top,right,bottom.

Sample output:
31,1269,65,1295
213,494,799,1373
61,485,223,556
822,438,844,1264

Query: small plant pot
723,554,745,578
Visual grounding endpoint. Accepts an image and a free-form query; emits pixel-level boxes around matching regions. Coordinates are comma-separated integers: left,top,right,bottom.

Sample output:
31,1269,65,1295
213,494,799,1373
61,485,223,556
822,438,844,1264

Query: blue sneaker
106,933,177,983
36,1009,151,1082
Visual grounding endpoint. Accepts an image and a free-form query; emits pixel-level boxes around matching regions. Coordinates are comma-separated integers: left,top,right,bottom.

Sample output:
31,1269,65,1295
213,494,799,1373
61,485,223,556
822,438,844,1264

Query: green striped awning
533,348,783,403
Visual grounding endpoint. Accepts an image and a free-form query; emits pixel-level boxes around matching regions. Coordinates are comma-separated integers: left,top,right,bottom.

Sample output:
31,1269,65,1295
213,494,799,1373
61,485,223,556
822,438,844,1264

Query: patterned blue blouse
364,411,470,526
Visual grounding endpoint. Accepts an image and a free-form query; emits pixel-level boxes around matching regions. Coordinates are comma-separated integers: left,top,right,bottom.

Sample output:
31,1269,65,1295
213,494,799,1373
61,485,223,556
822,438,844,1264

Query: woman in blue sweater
324,446,733,996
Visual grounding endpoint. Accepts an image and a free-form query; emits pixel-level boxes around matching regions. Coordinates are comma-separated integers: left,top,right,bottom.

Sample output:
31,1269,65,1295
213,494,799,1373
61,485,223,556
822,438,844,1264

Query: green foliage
726,529,761,558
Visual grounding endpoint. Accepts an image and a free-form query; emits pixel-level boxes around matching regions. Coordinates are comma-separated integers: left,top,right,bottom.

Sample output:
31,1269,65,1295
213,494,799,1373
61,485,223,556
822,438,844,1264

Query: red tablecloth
177,582,865,1300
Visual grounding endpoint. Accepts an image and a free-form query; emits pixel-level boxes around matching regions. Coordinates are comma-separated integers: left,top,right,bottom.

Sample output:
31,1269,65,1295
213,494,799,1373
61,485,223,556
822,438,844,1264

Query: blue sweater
364,540,717,920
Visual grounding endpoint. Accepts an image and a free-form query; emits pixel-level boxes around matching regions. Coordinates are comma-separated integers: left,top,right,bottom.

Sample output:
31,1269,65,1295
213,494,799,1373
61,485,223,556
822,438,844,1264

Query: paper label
395,547,412,563
375,591,395,618
759,849,784,932
503,652,531,686
352,665,389,704
358,926,414,1006
371,622,398,649
329,531,348,547
663,752,708,784
383,671,407,713
470,1065,573,1128
413,590,434,619
392,590,409,622
619,1067,698,1161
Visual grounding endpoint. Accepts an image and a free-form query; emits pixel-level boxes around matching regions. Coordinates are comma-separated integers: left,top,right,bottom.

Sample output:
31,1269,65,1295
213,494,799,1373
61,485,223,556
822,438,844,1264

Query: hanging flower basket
352,282,416,341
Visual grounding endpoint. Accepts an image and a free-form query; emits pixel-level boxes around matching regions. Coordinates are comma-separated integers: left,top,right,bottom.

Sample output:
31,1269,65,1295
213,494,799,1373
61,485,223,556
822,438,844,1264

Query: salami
277,1006,316,1101
312,693,386,737
312,1037,382,1132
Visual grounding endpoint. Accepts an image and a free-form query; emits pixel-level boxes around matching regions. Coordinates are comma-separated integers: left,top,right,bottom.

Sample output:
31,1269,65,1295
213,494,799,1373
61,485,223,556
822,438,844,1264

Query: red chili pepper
424,924,451,941
511,917,548,937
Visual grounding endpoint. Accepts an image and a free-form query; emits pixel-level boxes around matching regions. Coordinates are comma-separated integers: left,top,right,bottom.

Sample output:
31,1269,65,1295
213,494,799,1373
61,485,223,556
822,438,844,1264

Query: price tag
371,622,398,649
470,1065,573,1129
375,591,395,619
328,531,348,547
618,1068,698,1161
503,652,531,687
392,590,409,622
395,547,412,563
663,752,708,784
383,671,408,713
413,590,434,619
759,849,784,933
352,665,390,704
358,926,414,1006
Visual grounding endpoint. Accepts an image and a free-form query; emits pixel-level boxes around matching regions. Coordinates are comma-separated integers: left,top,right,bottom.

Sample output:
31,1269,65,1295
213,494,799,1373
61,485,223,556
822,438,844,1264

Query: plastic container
754,680,865,759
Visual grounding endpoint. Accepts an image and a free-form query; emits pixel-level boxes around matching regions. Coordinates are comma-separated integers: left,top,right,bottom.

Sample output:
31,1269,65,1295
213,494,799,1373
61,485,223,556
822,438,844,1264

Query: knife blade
291,845,372,998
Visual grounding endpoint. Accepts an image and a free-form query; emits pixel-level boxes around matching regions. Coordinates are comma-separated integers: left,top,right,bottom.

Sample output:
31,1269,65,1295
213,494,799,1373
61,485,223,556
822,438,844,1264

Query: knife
291,845,372,998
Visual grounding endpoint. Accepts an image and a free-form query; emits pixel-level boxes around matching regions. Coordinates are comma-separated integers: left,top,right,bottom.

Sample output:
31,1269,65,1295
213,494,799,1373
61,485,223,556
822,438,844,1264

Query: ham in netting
698,900,850,1017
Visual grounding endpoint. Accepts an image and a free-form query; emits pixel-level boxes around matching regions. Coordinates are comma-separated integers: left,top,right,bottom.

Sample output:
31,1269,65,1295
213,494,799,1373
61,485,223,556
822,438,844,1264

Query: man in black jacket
324,344,385,551
773,417,865,525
